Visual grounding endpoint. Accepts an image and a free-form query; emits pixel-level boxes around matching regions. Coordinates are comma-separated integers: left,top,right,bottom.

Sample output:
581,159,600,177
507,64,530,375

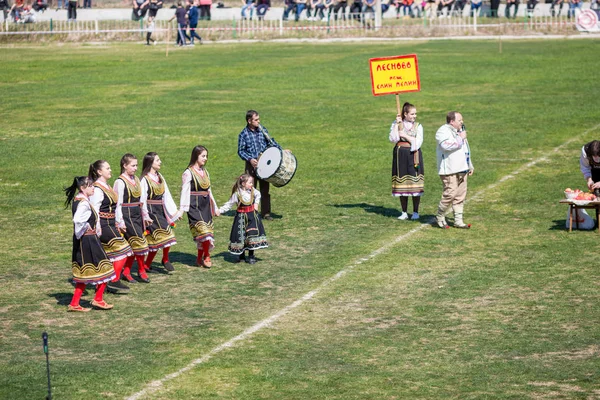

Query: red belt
396,142,412,148
191,191,210,196
237,205,254,213
122,202,142,207
84,229,96,236
147,200,162,205
99,212,115,219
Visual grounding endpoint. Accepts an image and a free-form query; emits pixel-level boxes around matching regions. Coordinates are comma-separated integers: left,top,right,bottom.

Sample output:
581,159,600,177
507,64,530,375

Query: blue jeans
241,3,254,18
568,1,581,17
189,22,202,42
295,3,306,20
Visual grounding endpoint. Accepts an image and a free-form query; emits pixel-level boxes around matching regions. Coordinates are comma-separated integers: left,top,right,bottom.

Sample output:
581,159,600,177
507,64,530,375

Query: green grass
0,40,599,399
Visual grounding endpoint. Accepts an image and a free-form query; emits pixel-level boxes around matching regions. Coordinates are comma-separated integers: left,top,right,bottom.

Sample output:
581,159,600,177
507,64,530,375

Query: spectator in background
31,0,47,13
437,0,454,16
469,0,482,16
332,0,347,20
505,0,518,18
579,140,600,193
132,0,148,20
169,1,189,46
56,0,67,10
256,0,269,20
199,0,211,20
282,0,296,20
148,0,163,19
349,0,361,21
294,0,308,20
83,0,91,8
489,0,499,16
146,15,156,45
188,0,202,45
1,0,11,21
309,0,324,20
241,0,254,19
10,0,24,22
67,0,76,20
550,0,563,15
322,0,334,19
526,0,537,16
567,0,581,18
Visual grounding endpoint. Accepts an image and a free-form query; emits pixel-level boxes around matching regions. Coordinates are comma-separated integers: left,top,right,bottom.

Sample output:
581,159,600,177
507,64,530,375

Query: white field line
126,122,600,400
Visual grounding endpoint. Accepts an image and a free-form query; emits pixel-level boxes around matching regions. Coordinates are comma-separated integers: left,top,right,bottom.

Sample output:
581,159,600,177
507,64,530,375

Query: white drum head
257,147,282,180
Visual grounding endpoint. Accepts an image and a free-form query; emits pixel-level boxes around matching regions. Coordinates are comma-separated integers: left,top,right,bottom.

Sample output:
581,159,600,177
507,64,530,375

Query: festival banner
369,54,421,97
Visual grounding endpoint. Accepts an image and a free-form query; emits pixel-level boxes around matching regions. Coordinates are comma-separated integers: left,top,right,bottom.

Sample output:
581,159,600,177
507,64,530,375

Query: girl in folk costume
114,154,153,283
89,160,134,294
179,145,219,268
140,152,180,272
390,102,424,221
65,176,115,312
218,174,268,264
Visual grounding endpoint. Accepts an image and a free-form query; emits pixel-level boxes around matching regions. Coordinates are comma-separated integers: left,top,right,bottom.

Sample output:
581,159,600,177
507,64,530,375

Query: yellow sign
369,54,421,96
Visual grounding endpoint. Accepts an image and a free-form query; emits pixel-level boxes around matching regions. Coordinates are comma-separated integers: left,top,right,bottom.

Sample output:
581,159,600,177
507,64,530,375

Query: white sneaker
398,212,409,220
411,212,419,220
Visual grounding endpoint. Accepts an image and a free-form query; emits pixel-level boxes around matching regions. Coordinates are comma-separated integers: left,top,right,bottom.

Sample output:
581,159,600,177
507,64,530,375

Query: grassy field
1,40,599,399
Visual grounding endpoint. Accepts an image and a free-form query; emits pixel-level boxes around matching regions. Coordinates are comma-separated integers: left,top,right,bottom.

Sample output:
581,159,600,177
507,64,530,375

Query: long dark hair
585,140,600,160
141,152,162,182
231,173,253,196
64,176,93,208
88,160,107,182
120,153,137,175
188,145,208,168
402,102,415,120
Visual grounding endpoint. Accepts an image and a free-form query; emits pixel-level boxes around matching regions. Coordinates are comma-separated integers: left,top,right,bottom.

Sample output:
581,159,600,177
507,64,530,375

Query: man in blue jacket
188,0,202,45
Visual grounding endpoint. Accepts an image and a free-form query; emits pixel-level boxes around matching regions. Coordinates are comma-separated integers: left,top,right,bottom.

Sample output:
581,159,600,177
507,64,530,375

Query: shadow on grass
549,219,597,231
330,203,435,222
49,292,84,306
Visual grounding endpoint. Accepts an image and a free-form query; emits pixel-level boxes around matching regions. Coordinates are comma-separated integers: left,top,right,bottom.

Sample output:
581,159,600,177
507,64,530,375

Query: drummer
237,110,283,221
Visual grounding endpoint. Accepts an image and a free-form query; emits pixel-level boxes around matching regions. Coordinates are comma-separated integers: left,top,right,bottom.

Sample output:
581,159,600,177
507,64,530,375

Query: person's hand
459,131,467,140
588,178,595,190
254,204,259,211
250,158,258,168
468,168,474,176
592,181,600,190
214,209,221,217
395,114,402,124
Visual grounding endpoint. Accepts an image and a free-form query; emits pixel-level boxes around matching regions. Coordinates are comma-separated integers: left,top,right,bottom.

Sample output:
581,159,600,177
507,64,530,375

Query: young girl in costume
114,154,153,283
219,174,268,264
390,102,424,221
65,176,115,312
141,152,179,272
89,160,134,294
179,145,219,268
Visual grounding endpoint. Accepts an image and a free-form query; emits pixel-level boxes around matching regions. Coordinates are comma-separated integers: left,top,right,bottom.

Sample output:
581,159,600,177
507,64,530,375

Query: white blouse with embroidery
218,188,261,214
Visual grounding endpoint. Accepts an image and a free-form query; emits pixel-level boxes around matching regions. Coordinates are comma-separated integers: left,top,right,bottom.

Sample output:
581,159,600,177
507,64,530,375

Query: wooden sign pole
395,93,401,116
166,24,171,57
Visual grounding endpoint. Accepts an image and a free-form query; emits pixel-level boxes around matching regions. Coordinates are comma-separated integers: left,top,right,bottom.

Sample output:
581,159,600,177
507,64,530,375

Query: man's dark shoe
262,214,273,221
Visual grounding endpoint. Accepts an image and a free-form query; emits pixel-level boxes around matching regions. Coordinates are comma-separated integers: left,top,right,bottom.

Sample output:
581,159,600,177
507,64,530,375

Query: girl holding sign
390,102,424,221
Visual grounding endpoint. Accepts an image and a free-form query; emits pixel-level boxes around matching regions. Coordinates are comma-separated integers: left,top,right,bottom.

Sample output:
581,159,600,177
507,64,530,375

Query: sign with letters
369,54,421,97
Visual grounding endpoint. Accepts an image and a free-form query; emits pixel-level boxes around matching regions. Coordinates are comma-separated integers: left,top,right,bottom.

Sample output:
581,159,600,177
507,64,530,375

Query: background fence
0,13,580,41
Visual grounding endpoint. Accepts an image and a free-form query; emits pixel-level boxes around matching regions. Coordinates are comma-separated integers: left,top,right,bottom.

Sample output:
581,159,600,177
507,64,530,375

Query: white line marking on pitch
126,123,600,400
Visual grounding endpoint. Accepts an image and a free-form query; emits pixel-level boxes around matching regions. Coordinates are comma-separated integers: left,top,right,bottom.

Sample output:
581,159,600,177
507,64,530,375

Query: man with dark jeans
188,0,202,45
505,0,518,18
67,0,76,20
238,110,281,220
282,0,296,20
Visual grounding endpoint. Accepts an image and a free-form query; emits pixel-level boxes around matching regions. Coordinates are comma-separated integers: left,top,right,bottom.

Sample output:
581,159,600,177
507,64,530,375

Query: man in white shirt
435,111,474,229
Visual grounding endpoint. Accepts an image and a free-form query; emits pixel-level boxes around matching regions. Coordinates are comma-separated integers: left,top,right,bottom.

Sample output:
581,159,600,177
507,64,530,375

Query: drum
256,147,297,187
